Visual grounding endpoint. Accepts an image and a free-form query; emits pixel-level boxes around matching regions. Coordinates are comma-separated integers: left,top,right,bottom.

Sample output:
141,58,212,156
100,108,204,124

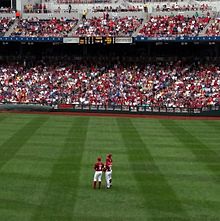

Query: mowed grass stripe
160,120,220,181
202,120,220,132
201,120,220,152
181,120,220,154
0,116,72,221
32,117,89,221
0,116,33,144
0,115,6,122
72,117,148,221
117,118,188,220
133,119,220,220
0,116,48,171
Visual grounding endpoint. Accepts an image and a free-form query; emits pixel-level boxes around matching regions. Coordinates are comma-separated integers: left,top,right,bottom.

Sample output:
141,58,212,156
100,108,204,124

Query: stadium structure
0,0,220,116
0,2,220,221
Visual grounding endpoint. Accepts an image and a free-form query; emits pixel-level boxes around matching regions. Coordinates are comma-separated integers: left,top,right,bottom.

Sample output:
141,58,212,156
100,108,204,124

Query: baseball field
0,112,220,221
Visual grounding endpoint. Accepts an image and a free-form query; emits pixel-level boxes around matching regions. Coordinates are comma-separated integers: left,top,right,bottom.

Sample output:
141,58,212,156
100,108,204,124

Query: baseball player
105,153,112,188
93,157,104,189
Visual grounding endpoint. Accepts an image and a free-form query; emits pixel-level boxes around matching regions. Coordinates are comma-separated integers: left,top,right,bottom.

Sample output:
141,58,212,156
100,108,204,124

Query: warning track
1,110,220,120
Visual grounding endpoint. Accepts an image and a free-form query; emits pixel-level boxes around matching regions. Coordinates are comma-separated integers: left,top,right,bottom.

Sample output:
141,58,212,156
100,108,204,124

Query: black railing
57,103,220,114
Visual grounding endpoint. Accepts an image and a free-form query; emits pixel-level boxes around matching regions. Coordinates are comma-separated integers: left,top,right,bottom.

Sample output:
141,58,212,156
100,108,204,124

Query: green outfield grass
0,113,220,221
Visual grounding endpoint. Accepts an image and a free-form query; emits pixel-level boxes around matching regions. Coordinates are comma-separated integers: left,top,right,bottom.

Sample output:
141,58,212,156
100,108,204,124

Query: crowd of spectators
127,0,143,3
11,17,78,37
0,17,14,36
54,6,78,13
138,15,211,37
74,16,143,37
92,5,142,12
151,62,220,108
128,0,180,3
206,18,220,36
23,3,50,13
154,3,211,12
56,0,111,4
0,59,219,108
0,13,218,38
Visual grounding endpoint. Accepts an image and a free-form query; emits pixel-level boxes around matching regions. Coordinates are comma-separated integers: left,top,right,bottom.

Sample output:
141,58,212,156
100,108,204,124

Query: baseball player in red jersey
105,153,112,188
93,157,104,189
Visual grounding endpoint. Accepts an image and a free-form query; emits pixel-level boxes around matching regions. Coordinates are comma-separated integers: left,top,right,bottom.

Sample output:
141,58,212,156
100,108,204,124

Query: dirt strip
1,110,220,120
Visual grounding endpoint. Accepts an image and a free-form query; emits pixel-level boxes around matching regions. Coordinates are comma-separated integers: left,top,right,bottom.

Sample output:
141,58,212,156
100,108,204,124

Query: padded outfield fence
1,103,220,117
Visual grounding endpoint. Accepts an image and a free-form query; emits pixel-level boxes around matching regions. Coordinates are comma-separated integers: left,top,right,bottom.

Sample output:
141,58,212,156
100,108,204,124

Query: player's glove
103,167,106,172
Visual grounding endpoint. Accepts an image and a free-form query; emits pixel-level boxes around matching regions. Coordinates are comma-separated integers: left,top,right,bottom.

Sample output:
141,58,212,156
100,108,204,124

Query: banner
115,37,132,44
63,38,79,44
134,36,220,42
0,36,63,42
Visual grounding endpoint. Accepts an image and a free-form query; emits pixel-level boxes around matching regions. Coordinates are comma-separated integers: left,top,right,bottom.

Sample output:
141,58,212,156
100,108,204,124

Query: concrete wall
22,12,80,19
21,10,213,19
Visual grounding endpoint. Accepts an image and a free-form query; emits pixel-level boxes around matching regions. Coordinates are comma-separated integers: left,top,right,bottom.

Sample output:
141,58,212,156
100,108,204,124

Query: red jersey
106,157,112,171
94,162,104,171
105,163,112,172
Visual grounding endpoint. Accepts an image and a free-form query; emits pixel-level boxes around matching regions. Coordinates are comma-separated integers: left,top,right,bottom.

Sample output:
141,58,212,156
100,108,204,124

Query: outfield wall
1,103,220,117
0,103,52,112
53,104,220,117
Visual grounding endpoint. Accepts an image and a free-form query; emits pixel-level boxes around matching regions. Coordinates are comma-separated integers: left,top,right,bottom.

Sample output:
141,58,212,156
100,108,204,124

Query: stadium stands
154,3,211,12
138,15,211,37
0,0,220,111
11,17,78,37
56,0,111,4
0,60,219,108
206,18,220,36
92,5,142,12
74,16,143,37
0,17,14,36
0,0,217,38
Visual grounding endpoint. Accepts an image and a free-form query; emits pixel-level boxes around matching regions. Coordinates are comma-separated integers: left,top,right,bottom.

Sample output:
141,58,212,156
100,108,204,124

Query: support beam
16,0,22,12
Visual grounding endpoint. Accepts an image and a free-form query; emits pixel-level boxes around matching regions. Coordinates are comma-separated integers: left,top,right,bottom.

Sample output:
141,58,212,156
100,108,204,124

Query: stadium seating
138,15,211,37
206,18,220,36
0,17,14,36
11,17,78,37
154,3,210,12
92,5,142,12
74,16,143,37
0,61,219,108
56,0,111,4
0,0,219,110
0,0,216,38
